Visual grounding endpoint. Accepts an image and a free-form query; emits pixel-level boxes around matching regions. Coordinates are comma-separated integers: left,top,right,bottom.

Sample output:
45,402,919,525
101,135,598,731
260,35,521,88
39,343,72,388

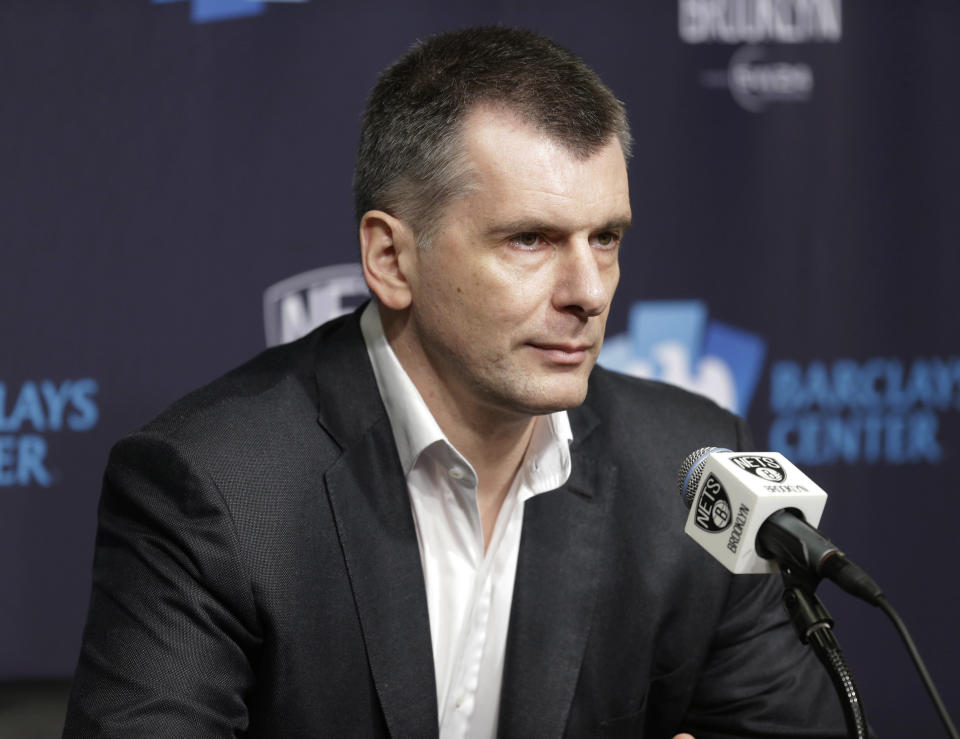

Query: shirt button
449,466,466,480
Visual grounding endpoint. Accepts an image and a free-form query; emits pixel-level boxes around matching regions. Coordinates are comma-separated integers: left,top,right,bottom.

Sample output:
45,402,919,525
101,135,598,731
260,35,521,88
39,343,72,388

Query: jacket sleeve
63,432,260,738
677,570,853,738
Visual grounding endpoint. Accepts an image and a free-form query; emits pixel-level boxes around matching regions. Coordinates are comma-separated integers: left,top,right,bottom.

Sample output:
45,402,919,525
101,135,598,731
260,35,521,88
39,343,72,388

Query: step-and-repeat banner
3,1,957,732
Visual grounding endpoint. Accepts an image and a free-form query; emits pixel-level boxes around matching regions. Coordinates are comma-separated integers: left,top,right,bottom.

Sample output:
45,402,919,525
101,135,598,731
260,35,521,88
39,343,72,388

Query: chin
517,382,590,415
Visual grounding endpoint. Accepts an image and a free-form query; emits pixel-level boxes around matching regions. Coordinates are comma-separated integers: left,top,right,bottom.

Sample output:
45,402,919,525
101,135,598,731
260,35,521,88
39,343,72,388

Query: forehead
455,107,631,230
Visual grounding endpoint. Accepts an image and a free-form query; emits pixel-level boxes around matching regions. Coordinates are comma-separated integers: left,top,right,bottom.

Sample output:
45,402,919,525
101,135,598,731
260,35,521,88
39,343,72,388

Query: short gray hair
353,27,632,244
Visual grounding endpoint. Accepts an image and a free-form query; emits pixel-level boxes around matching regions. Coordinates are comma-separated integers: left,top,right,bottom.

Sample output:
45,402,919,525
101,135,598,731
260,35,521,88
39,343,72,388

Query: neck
443,407,536,497
412,358,537,510
427,397,536,552
450,414,535,551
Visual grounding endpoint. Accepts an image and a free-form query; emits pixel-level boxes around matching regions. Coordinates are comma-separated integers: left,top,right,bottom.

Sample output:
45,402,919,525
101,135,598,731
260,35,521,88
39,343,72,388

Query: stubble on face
391,107,631,431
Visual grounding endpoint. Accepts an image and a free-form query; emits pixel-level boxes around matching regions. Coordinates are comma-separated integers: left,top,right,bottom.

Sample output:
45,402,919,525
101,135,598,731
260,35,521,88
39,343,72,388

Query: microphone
677,447,882,605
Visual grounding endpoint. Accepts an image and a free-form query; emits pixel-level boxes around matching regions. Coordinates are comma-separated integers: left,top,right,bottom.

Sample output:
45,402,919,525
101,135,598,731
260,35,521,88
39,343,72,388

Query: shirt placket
441,460,523,738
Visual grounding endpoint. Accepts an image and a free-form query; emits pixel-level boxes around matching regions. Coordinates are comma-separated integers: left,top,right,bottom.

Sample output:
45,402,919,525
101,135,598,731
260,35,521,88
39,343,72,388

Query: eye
592,231,621,249
509,232,546,250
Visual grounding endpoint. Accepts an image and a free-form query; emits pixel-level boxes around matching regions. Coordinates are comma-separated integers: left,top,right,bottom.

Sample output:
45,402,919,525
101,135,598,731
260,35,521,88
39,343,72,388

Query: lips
528,342,593,365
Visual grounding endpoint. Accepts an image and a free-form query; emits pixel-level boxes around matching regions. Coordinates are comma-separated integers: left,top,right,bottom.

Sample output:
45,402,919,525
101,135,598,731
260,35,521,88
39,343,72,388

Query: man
65,27,847,738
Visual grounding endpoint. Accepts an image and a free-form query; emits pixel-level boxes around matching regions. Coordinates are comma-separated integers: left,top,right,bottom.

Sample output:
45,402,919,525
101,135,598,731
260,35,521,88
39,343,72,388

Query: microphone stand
779,565,869,739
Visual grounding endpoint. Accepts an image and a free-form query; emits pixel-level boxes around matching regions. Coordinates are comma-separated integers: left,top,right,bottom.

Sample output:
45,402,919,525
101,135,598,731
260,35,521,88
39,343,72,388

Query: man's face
398,107,630,422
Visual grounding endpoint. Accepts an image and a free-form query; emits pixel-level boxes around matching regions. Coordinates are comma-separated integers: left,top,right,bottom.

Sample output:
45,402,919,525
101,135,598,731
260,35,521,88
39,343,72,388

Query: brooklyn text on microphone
680,450,827,575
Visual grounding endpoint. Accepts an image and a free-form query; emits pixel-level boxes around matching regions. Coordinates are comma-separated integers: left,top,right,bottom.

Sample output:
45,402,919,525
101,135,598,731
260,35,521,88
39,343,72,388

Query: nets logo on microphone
694,473,733,532
151,0,307,24
730,455,785,482
599,301,767,416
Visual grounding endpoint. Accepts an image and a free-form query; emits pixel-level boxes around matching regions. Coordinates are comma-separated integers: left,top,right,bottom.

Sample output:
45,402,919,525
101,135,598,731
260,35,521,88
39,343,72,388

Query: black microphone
677,447,883,605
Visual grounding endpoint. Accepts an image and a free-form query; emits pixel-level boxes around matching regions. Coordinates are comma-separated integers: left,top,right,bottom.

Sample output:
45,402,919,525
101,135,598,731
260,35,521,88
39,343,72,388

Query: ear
359,210,415,310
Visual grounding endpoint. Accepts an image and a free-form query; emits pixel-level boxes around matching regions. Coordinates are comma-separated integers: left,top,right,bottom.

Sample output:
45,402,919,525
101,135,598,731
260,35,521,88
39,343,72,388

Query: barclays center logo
0,379,99,488
767,357,959,465
151,0,307,24
598,300,767,416
263,263,369,347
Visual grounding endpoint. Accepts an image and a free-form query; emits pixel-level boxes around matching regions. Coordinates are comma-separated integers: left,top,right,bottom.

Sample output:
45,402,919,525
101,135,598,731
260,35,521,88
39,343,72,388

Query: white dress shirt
360,302,573,738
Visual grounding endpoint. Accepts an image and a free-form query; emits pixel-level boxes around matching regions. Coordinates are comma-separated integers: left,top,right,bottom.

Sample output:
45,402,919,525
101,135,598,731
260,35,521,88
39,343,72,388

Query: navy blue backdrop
2,1,958,734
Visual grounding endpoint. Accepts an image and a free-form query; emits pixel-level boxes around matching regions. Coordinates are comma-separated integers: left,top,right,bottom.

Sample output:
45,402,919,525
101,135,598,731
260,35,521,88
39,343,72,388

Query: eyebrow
487,216,633,238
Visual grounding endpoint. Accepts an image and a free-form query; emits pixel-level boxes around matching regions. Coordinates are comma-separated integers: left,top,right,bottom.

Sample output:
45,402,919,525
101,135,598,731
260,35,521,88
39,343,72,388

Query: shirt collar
360,301,446,475
359,301,573,487
524,409,573,496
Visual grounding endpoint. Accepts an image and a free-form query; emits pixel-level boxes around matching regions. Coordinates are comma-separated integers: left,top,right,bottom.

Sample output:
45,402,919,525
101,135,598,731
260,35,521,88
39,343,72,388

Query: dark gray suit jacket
64,310,847,738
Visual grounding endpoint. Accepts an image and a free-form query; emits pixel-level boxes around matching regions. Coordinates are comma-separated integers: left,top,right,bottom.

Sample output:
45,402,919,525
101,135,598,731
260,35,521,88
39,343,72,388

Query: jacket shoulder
587,364,741,423
581,365,752,462
116,313,367,486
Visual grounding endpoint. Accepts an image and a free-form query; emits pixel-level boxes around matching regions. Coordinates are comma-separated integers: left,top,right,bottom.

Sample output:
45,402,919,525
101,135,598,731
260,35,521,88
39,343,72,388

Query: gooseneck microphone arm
776,553,869,739
753,502,956,737
756,513,958,739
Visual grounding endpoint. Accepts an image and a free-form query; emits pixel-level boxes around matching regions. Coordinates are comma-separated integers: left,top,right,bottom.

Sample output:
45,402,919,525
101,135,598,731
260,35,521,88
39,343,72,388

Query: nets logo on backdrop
599,300,767,416
151,0,307,24
768,357,959,466
263,263,369,347
0,379,99,488
678,0,842,112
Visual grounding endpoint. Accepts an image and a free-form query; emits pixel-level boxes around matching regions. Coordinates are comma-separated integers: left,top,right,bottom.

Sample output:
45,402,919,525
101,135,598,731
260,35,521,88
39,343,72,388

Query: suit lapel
313,312,439,738
498,405,614,738
310,310,615,738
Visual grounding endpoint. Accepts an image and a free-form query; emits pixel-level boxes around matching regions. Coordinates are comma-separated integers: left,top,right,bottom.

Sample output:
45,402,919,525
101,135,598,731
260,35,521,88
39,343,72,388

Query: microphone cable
873,595,959,739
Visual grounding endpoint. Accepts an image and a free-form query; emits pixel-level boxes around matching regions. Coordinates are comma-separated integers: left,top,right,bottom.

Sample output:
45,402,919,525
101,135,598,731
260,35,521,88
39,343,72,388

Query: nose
553,239,616,319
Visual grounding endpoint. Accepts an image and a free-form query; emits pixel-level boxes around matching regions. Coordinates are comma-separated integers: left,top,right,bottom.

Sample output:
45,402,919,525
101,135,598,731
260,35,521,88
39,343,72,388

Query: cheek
425,250,547,332
604,260,621,293
457,269,529,318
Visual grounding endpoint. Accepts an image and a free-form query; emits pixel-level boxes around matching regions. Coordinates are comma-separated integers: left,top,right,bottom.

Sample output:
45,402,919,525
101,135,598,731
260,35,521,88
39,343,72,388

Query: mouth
527,342,594,365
